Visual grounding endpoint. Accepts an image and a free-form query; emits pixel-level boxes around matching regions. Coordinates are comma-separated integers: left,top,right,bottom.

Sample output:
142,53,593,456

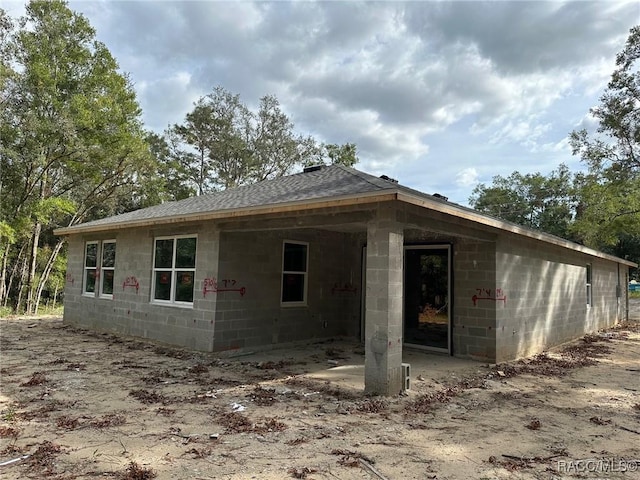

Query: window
83,241,99,295
152,236,197,305
100,241,116,297
586,264,592,307
281,241,308,305
84,240,117,298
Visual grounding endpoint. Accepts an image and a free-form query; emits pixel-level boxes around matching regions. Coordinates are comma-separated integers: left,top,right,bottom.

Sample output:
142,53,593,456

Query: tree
569,26,640,247
0,1,157,313
146,131,194,202
469,164,578,240
168,86,359,193
321,143,359,168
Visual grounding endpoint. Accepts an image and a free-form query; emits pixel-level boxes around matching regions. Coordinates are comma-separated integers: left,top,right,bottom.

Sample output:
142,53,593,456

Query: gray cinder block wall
452,239,497,361
64,223,219,351
62,205,629,366
63,222,362,353
214,228,360,352
495,234,623,362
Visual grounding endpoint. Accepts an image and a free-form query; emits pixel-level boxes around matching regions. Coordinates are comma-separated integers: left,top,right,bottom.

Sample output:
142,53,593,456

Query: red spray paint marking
203,278,246,297
472,288,506,306
66,273,75,286
122,276,140,294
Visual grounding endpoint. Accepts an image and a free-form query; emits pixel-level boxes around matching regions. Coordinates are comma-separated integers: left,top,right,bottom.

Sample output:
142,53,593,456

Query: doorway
403,245,451,352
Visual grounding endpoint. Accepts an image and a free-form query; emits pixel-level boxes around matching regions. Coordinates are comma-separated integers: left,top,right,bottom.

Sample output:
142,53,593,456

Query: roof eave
397,192,638,268
53,187,638,268
53,190,398,236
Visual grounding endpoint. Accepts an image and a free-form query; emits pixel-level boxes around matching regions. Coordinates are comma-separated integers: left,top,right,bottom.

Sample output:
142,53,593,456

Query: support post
364,205,404,395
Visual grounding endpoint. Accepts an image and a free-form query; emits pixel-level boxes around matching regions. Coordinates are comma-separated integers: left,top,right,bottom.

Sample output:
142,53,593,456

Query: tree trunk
34,238,64,314
25,220,42,315
0,242,10,306
15,247,30,313
3,243,26,308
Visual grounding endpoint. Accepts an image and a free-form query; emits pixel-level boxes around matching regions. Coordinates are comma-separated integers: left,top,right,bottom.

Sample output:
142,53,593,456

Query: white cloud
456,168,480,188
4,0,637,203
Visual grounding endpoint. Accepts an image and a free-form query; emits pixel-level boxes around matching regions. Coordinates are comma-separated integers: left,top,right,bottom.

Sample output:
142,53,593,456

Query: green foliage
470,26,640,275
323,143,359,167
469,164,578,240
166,86,359,194
569,25,640,249
0,1,158,313
0,221,16,244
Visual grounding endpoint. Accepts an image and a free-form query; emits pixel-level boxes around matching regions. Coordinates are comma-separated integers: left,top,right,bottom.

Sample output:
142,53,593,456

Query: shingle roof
65,165,399,230
53,165,636,267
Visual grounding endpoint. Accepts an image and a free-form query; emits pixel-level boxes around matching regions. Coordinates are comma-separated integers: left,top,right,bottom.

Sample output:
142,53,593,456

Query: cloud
4,0,636,203
456,168,480,188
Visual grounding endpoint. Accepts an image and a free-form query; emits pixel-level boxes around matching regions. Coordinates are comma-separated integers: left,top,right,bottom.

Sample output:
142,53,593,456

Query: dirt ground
1,314,639,480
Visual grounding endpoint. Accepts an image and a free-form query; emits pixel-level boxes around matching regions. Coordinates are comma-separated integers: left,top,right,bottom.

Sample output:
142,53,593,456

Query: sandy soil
1,316,639,480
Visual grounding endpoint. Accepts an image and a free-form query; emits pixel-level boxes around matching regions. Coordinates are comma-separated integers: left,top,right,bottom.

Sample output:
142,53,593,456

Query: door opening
403,245,451,352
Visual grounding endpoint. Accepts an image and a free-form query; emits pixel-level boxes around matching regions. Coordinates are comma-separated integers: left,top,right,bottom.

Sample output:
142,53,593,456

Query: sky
2,1,639,205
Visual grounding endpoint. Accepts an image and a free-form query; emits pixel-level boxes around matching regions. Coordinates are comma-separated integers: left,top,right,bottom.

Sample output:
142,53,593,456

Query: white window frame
151,234,197,307
281,240,308,307
99,240,116,299
83,241,99,297
586,263,592,308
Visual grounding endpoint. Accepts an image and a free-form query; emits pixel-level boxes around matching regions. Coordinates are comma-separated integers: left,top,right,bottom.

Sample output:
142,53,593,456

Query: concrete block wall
63,222,219,351
590,258,623,328
495,234,623,362
452,239,497,361
214,228,361,352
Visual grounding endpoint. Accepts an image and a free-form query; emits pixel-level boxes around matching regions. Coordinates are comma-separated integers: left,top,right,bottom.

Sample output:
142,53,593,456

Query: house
54,165,637,395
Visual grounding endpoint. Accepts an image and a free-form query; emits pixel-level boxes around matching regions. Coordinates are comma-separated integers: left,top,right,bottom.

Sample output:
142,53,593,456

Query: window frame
99,240,116,299
83,241,99,297
281,240,309,307
151,234,197,308
586,263,592,308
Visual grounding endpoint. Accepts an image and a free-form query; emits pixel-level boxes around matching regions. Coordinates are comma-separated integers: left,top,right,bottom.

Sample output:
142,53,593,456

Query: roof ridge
333,164,398,190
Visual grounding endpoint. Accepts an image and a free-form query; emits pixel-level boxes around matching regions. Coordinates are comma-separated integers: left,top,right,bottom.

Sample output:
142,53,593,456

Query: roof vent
433,193,448,202
303,164,324,173
380,174,398,184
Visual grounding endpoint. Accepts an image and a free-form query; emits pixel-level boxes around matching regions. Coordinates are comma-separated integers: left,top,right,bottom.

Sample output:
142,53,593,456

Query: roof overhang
396,191,637,268
53,190,398,236
54,188,638,268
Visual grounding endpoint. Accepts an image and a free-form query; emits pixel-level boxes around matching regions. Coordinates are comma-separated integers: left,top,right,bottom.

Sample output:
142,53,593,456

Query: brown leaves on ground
254,359,294,370
21,372,47,387
90,414,126,428
188,363,208,375
129,389,167,404
56,415,80,430
246,386,277,406
288,466,318,478
25,441,63,475
490,333,612,379
286,437,309,446
488,454,533,472
405,331,616,416
216,411,287,434
331,448,375,468
0,425,19,437
405,387,459,414
119,461,156,480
